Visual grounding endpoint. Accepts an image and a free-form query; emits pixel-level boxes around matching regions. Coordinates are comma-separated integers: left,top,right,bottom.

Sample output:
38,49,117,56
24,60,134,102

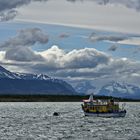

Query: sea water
0,102,140,140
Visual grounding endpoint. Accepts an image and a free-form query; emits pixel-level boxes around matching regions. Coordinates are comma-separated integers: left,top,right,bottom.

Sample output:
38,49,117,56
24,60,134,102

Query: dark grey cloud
94,58,140,81
59,33,70,39
108,44,118,51
0,27,48,62
5,46,44,62
57,59,140,83
0,28,48,49
29,56,140,83
0,10,17,21
89,33,128,42
0,0,48,21
0,0,30,12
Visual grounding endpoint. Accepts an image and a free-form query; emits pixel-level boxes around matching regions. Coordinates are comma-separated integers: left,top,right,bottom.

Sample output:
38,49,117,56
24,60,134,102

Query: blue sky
0,0,140,88
0,21,139,60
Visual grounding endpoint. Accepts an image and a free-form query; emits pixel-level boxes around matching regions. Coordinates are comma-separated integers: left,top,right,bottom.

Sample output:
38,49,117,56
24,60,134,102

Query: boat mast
89,93,94,102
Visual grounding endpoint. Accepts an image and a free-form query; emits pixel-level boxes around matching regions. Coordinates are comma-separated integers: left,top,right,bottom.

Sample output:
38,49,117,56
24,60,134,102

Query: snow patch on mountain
0,65,76,95
98,81,140,98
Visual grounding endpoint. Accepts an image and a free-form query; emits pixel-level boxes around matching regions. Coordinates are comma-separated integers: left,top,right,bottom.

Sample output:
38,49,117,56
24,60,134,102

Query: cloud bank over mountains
1,42,140,86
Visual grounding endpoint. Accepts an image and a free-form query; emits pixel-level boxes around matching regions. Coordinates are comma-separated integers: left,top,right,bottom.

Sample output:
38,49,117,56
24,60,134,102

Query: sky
0,0,140,90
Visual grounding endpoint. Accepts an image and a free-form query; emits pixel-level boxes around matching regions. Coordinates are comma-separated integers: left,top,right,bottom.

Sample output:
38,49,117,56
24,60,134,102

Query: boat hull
84,111,126,118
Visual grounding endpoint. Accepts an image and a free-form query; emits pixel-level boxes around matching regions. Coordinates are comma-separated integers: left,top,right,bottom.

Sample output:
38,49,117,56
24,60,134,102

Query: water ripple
0,102,140,139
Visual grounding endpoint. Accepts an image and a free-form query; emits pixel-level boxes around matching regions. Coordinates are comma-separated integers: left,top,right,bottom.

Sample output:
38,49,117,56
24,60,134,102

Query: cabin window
90,106,92,109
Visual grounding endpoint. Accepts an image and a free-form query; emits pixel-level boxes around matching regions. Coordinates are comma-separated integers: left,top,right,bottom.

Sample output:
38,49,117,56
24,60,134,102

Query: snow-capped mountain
75,81,96,94
73,80,140,99
0,66,76,95
98,81,140,99
1,65,139,98
0,66,50,80
0,66,18,79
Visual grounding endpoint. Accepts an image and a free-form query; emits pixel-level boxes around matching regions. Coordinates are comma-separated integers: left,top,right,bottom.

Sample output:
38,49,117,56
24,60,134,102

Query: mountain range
98,81,140,99
74,81,140,99
0,66,76,95
0,65,140,99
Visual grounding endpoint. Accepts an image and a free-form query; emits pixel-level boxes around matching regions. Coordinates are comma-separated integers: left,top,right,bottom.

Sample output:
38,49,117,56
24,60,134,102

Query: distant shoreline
0,95,139,102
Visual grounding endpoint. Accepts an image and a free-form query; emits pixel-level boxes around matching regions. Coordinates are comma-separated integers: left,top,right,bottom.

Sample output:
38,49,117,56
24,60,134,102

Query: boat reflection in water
81,94,126,117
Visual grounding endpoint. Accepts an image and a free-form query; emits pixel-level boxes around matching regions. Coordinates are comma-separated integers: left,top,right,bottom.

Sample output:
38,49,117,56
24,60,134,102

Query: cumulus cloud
37,45,110,69
63,48,110,69
35,46,140,86
38,45,65,69
0,27,48,61
1,45,140,87
5,46,44,62
0,28,48,49
3,45,110,72
51,57,140,87
0,0,48,21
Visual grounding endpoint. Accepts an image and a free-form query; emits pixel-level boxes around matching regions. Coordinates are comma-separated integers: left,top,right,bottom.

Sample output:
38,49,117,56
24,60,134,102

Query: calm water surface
0,102,140,140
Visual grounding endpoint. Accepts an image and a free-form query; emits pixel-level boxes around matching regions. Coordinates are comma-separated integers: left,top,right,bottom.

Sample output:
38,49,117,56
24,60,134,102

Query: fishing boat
81,94,126,117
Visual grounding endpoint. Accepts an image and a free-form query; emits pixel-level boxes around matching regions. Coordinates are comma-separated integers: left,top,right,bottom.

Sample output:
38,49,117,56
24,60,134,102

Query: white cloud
63,48,110,68
38,46,140,87
0,51,5,61
37,45,110,69
1,45,111,72
118,37,140,46
1,45,140,87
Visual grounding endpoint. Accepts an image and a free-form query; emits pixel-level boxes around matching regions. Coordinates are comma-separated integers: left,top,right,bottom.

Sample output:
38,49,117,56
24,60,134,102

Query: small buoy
53,112,59,116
